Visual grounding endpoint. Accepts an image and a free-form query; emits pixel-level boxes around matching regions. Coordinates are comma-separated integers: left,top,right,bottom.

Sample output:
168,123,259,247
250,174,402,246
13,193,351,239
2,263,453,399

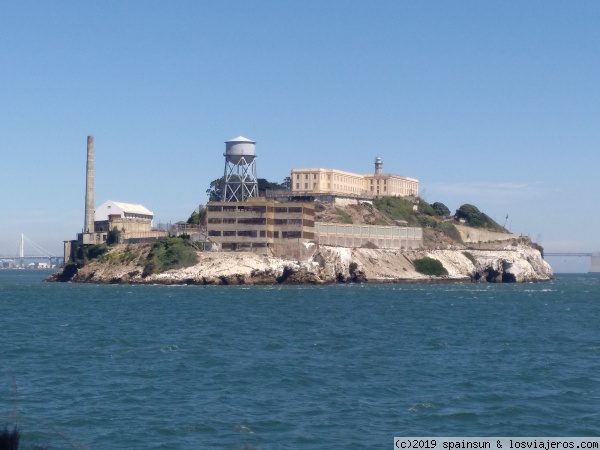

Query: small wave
409,401,436,413
159,344,179,352
235,423,254,434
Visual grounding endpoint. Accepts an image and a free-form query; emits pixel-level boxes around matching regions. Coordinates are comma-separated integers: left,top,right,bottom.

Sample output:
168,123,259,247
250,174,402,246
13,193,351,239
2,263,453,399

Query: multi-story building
290,157,418,199
206,198,315,253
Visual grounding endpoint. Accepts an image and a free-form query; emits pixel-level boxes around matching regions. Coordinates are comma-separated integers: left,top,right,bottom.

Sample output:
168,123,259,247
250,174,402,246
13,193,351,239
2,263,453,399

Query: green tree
187,208,207,226
106,228,121,245
206,178,224,201
257,178,285,195
455,204,505,231
431,202,451,216
187,211,199,225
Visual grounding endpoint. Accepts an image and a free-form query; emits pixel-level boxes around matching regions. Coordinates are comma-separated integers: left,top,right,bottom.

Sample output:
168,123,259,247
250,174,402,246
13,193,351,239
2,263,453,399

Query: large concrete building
290,157,418,199
206,198,315,255
206,198,422,255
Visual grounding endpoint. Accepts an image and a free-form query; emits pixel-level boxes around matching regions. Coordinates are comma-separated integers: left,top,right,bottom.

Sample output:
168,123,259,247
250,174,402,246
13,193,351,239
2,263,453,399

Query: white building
95,200,154,225
290,157,418,199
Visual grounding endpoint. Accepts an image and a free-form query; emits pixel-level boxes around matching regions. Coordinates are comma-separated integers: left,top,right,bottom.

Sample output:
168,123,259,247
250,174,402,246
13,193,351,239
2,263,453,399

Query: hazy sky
1,1,598,272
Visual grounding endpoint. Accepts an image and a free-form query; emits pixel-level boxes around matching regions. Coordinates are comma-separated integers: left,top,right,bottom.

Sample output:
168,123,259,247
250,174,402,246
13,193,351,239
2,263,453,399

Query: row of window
208,218,309,226
208,230,305,239
208,205,308,214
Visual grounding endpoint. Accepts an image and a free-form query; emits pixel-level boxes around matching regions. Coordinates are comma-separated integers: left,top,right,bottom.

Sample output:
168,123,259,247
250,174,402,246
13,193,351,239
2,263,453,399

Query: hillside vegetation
316,198,508,249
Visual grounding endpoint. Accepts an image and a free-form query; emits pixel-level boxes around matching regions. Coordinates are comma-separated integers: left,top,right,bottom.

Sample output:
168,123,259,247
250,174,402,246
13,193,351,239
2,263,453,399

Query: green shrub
142,237,198,278
413,257,448,276
76,243,108,264
420,201,437,216
418,216,437,228
455,204,505,231
373,197,414,221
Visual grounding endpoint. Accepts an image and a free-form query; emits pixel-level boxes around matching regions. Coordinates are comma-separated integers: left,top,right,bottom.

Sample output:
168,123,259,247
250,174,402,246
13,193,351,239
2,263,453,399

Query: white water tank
225,136,256,165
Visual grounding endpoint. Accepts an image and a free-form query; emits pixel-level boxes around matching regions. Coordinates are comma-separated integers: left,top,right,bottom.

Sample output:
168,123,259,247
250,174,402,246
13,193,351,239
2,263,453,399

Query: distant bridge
0,234,64,267
545,252,596,257
544,252,600,272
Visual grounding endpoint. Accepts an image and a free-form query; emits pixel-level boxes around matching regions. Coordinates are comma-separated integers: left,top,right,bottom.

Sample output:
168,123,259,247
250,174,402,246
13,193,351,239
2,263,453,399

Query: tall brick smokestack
84,136,94,233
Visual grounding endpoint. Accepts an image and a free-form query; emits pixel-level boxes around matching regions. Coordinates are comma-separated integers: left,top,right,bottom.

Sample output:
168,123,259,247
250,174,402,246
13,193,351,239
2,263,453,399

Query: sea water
0,270,599,449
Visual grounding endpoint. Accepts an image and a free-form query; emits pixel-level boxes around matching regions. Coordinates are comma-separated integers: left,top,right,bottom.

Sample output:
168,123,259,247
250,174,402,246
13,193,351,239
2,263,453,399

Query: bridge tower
590,255,600,273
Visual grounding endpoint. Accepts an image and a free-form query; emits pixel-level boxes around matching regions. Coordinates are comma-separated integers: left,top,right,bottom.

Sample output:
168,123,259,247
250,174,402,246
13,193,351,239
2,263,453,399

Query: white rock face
62,243,553,284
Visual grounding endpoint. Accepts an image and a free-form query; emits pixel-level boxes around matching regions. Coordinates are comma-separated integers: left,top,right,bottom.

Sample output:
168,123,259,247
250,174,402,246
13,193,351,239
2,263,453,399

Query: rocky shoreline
47,242,553,285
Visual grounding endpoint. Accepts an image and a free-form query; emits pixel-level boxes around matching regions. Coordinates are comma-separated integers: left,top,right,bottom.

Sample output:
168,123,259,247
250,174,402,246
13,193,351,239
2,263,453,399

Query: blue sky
1,1,598,272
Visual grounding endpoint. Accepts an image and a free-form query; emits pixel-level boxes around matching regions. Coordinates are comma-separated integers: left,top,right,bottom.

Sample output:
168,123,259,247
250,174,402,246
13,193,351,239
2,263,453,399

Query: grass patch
142,237,198,278
413,257,448,276
373,197,414,221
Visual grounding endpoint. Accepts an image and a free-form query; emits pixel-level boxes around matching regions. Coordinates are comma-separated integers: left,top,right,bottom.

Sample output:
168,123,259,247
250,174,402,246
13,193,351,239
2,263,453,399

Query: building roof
225,136,255,143
110,201,153,216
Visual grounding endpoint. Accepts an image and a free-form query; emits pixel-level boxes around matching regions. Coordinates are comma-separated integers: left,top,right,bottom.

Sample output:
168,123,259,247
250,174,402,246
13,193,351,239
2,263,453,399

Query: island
48,201,552,285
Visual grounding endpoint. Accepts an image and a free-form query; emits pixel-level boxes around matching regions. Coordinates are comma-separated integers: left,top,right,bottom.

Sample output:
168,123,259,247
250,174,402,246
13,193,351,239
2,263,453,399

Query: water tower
222,136,258,201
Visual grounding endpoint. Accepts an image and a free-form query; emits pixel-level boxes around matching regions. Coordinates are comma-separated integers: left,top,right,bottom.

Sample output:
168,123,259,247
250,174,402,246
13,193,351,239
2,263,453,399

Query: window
305,174,308,180
282,231,302,239
296,183,299,189
296,174,300,180
313,183,317,188
304,183,308,189
313,174,317,180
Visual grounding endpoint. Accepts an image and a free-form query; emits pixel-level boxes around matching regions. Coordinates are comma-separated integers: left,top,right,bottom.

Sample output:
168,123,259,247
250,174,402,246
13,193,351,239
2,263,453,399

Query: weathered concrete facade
95,217,153,234
315,223,422,249
207,199,315,253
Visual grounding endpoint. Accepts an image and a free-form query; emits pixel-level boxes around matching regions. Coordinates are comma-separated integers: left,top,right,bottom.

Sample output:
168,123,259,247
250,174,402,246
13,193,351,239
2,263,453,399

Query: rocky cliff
48,242,553,285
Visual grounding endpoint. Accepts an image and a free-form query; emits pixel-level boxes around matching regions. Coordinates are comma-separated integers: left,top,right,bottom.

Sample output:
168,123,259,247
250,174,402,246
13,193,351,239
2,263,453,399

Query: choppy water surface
1,271,599,449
